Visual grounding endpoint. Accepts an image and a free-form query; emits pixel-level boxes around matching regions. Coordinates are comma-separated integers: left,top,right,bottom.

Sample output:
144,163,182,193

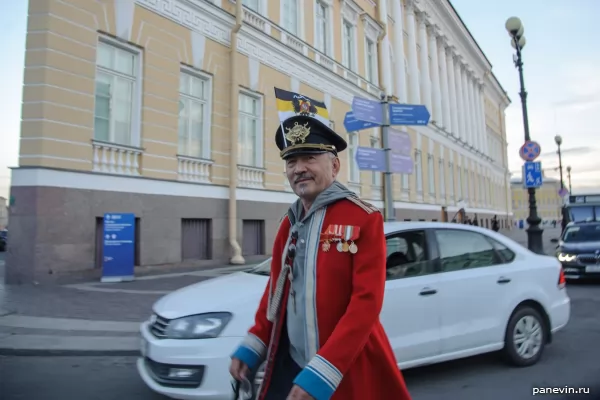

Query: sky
0,0,599,199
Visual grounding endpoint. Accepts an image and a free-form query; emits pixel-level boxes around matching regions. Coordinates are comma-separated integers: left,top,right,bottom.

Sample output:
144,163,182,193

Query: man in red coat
230,114,412,400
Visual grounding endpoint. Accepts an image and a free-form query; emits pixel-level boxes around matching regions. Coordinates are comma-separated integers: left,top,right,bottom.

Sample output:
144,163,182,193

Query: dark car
0,229,6,252
556,221,600,279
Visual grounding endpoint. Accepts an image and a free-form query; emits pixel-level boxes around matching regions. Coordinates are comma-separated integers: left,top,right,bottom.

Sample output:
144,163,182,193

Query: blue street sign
522,161,543,189
390,153,413,174
519,140,541,162
352,97,385,125
355,147,386,171
389,104,430,126
343,111,379,132
101,213,136,283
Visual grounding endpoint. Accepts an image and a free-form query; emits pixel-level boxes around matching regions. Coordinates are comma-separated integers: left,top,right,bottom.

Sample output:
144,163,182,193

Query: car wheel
503,306,546,367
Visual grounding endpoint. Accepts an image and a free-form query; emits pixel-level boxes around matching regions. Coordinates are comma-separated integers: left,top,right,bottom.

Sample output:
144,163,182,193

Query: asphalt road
1,282,598,400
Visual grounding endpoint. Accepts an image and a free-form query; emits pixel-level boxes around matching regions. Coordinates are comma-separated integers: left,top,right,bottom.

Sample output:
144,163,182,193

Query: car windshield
246,258,272,276
562,225,600,242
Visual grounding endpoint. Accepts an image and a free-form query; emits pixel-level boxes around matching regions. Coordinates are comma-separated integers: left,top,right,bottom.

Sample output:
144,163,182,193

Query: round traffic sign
519,140,541,162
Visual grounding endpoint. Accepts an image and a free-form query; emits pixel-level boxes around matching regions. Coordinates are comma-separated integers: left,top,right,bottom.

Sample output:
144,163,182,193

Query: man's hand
286,385,314,400
229,357,249,381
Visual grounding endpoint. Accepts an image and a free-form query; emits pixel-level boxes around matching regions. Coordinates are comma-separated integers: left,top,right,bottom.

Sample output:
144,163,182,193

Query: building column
455,58,467,143
392,0,407,103
378,0,393,96
416,11,432,112
438,36,451,132
461,66,473,147
478,81,488,157
466,74,476,149
446,47,459,137
428,25,442,126
471,77,481,152
405,0,420,104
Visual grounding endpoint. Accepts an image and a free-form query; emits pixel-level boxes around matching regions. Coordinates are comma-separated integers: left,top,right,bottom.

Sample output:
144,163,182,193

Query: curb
0,334,141,357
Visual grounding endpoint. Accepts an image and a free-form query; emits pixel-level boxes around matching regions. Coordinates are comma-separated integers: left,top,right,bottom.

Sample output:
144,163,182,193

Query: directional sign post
351,96,429,221
343,111,379,132
388,128,413,174
355,147,386,171
522,161,543,189
351,97,385,125
388,104,431,126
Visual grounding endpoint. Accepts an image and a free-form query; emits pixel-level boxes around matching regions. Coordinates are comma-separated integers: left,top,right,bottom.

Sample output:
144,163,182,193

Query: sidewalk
0,226,560,356
0,260,254,356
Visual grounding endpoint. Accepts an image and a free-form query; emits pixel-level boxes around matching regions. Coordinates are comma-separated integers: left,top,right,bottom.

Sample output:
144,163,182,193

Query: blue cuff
231,333,266,371
293,355,343,400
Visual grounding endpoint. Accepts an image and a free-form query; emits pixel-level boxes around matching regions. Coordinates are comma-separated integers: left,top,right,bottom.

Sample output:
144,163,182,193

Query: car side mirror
550,238,559,243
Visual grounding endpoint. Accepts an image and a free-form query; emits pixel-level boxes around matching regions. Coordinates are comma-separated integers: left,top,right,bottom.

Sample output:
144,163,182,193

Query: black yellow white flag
273,87,330,126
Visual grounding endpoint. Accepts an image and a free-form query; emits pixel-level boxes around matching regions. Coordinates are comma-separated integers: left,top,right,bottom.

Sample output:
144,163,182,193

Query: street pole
506,17,544,254
380,94,395,222
555,140,568,232
567,166,572,193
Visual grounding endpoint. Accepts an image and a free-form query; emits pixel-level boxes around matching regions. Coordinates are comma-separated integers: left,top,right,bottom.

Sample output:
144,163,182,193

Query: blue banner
101,213,135,283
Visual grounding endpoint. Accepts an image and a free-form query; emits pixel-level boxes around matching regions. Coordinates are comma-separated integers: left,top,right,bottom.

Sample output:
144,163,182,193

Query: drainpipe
228,0,245,265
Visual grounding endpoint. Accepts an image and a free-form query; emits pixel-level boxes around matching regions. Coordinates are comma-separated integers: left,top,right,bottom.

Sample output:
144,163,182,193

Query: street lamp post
505,17,544,254
566,166,572,194
554,135,568,232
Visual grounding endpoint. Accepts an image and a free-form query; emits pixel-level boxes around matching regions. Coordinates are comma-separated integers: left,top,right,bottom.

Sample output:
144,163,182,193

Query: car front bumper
137,321,243,400
561,264,600,279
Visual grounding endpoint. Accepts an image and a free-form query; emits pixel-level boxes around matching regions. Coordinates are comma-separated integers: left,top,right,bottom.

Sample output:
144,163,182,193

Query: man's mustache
294,174,314,183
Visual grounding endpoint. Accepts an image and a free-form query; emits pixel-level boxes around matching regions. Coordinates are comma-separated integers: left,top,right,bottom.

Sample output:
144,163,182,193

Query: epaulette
346,196,381,214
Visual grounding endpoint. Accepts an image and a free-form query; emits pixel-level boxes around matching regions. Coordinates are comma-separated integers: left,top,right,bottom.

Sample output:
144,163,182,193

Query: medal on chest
321,224,361,254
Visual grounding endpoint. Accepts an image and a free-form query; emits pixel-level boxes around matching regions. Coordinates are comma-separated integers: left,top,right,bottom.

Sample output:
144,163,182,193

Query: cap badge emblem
285,121,311,145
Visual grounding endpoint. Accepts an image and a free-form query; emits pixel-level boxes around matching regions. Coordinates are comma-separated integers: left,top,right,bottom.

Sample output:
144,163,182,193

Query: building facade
511,176,562,224
8,0,512,283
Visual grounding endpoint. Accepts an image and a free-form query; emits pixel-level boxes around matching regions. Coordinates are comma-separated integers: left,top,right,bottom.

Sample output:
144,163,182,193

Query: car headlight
164,312,232,339
557,253,577,263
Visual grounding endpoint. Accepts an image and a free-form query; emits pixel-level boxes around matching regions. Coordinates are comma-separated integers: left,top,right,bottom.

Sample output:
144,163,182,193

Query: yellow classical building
511,175,562,223
8,0,512,282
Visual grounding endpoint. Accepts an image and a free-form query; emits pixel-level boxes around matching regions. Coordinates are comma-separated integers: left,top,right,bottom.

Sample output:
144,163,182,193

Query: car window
435,229,499,272
562,225,600,242
385,230,430,280
486,237,516,263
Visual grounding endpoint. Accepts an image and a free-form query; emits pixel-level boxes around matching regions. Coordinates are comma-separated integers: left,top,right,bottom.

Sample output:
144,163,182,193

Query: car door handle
419,288,437,296
497,277,511,284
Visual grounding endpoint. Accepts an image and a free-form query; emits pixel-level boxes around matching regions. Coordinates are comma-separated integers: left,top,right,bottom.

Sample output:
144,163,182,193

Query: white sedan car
137,222,570,400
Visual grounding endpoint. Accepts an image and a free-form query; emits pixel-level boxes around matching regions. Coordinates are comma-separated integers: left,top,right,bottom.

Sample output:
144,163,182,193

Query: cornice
361,13,383,40
339,0,363,25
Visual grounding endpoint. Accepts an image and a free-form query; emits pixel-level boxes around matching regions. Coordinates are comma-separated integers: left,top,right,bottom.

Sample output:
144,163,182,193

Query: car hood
152,272,268,320
560,241,600,253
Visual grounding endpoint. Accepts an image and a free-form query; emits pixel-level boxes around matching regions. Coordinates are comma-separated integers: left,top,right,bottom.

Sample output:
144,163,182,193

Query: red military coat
232,196,412,400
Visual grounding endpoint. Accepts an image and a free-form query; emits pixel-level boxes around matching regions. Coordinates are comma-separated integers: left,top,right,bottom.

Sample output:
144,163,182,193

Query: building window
428,154,435,196
178,70,212,159
415,150,423,194
365,38,377,83
370,136,381,186
439,158,445,197
315,1,328,53
94,40,140,146
348,132,360,183
243,0,259,12
238,91,263,167
402,174,409,194
282,0,299,35
342,20,355,70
